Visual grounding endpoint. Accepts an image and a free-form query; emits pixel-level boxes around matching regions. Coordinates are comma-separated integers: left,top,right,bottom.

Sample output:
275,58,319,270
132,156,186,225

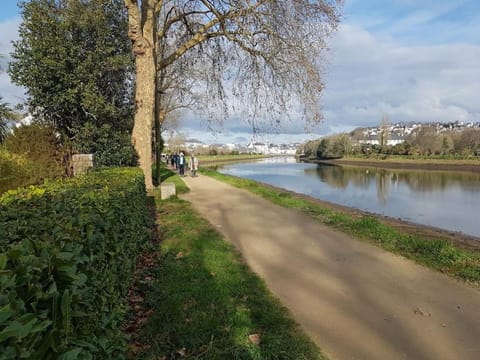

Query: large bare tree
125,0,342,189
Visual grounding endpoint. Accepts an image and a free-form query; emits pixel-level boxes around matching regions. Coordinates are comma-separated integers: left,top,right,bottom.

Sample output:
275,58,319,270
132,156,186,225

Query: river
217,156,480,238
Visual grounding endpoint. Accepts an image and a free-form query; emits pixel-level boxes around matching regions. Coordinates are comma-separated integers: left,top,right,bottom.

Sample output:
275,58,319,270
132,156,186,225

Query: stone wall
72,154,94,176
160,182,176,200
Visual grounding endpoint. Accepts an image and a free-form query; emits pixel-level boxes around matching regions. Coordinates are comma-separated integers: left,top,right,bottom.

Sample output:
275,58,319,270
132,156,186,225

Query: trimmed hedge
0,168,151,359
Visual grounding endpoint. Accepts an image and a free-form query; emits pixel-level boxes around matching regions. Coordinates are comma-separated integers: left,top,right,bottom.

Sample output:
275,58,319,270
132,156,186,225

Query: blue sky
344,0,480,45
0,1,19,21
1,0,480,143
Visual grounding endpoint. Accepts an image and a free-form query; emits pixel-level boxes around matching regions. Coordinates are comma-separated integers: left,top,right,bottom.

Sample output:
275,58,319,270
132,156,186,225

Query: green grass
158,166,189,194
340,154,480,164
201,169,480,284
131,192,324,359
198,154,268,162
198,154,270,167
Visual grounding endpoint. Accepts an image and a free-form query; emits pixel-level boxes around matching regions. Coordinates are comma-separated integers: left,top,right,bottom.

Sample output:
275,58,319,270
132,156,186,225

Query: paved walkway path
181,174,480,360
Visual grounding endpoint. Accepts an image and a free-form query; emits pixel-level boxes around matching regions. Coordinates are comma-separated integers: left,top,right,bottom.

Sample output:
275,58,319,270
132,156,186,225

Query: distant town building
358,133,405,146
354,121,480,146
246,142,297,155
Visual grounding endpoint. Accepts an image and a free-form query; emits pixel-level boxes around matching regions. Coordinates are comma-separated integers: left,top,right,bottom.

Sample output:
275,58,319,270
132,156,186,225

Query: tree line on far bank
302,126,480,159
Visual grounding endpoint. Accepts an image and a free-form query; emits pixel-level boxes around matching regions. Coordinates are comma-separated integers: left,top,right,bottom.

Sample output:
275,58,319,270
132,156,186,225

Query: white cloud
321,24,480,130
0,17,24,105
0,17,20,54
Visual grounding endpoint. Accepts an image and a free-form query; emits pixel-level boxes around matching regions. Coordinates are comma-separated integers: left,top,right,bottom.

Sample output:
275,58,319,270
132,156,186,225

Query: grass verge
129,189,324,359
198,154,268,163
201,168,480,284
158,166,189,194
341,154,480,164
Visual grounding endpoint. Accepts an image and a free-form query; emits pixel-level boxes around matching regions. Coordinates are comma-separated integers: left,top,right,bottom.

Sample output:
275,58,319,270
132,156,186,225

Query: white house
247,142,269,154
358,134,405,146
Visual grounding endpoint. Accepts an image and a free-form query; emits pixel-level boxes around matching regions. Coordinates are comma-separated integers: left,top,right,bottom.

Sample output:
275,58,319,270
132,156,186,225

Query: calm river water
218,157,480,238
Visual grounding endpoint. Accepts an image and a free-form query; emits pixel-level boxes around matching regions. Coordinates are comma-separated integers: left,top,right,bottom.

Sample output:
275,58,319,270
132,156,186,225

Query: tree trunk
125,0,158,191
154,106,166,185
132,51,155,190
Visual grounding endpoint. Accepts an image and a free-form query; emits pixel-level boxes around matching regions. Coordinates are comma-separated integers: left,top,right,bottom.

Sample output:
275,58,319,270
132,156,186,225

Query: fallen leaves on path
124,199,161,357
413,307,432,317
248,333,261,345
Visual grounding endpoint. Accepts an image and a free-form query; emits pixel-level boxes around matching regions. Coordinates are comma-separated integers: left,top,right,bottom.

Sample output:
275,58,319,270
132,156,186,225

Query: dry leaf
177,347,187,357
175,252,185,259
248,333,261,345
413,307,431,316
130,295,144,303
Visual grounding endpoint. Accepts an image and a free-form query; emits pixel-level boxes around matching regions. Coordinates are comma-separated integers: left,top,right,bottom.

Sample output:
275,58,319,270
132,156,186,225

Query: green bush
71,123,138,167
0,149,35,194
3,124,64,188
0,168,151,359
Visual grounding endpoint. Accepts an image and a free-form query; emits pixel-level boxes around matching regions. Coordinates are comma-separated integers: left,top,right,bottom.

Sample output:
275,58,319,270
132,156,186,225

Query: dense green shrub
0,149,35,194
0,168,151,359
3,123,64,185
71,123,138,167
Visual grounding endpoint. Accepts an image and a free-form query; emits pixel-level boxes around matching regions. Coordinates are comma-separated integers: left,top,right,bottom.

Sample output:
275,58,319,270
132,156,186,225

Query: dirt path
181,175,480,360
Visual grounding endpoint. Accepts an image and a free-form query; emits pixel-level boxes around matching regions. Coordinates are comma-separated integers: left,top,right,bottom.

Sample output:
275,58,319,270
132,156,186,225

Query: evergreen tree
9,0,137,165
0,97,15,143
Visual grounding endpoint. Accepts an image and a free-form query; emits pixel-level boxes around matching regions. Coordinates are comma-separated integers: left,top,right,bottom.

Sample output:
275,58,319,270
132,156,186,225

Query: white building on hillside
247,142,269,154
358,134,405,146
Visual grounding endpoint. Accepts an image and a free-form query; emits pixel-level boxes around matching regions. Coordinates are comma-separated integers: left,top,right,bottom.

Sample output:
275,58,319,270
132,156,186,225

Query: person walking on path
181,174,480,360
179,152,186,176
174,153,179,170
189,154,199,177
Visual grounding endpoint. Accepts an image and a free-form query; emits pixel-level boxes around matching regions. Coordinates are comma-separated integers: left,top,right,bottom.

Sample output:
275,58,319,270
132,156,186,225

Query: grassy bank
157,166,189,194
342,154,480,163
199,154,268,165
309,155,480,172
201,169,480,284
128,173,324,359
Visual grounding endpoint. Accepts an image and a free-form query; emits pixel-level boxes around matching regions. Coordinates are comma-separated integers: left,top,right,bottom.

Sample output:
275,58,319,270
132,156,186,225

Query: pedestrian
189,154,199,177
174,153,179,170
179,152,185,176
170,153,175,168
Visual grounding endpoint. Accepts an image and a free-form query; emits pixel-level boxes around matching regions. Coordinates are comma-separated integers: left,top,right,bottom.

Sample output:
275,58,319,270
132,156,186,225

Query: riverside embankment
302,156,480,172
217,157,480,241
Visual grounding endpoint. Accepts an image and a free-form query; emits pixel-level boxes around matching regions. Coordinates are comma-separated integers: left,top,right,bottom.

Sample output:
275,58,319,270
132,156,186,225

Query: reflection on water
310,165,480,206
219,157,480,238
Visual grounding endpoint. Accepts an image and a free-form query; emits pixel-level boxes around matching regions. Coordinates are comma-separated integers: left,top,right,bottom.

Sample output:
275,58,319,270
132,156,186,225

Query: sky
1,0,479,144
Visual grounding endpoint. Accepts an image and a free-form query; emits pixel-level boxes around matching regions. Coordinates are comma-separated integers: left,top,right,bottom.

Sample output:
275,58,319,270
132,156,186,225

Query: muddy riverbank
303,158,480,172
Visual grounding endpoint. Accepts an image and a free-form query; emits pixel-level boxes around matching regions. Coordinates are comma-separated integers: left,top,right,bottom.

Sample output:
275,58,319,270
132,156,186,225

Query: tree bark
154,106,166,185
125,0,158,190
132,52,155,190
